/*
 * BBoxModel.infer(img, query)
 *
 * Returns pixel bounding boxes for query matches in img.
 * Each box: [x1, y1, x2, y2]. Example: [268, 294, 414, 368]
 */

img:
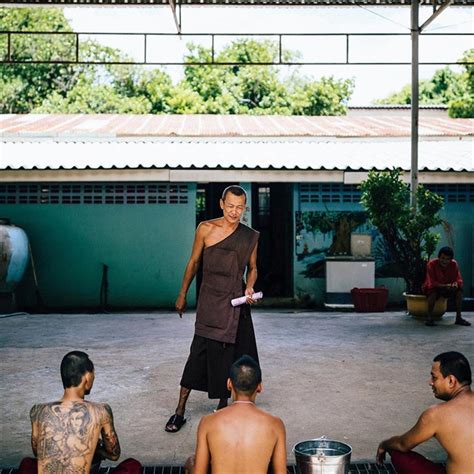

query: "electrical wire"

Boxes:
[425, 20, 473, 32]
[356, 5, 410, 31]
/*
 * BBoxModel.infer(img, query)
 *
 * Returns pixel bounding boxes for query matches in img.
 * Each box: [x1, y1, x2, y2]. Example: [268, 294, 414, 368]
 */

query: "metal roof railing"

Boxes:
[1, 31, 472, 66]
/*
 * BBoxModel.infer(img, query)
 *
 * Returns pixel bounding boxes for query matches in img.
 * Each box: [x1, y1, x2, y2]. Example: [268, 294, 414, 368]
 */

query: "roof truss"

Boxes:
[0, 0, 471, 5]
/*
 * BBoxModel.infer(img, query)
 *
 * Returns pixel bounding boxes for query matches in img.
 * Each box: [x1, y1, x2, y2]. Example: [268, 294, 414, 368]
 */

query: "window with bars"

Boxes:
[300, 183, 361, 204]
[0, 183, 189, 205]
[425, 184, 474, 203]
[299, 183, 473, 205]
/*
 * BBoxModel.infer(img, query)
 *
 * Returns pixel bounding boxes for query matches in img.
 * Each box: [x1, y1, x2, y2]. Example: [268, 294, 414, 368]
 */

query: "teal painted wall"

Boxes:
[1, 184, 196, 309]
[292, 184, 474, 307]
[438, 204, 473, 297]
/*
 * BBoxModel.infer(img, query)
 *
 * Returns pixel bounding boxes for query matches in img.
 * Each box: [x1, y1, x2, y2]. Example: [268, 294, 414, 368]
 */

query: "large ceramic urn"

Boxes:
[0, 218, 29, 293]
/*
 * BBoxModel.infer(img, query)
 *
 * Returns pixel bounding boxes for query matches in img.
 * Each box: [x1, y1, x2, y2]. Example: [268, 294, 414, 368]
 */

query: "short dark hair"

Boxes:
[61, 351, 94, 389]
[222, 185, 247, 203]
[433, 351, 471, 385]
[229, 355, 262, 395]
[438, 246, 454, 259]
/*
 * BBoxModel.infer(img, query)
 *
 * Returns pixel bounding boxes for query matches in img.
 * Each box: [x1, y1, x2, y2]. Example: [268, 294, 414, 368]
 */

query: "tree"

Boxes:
[359, 169, 444, 294]
[182, 40, 293, 114]
[182, 39, 353, 115]
[1, 8, 354, 115]
[0, 8, 76, 112]
[291, 76, 354, 116]
[448, 49, 474, 118]
[375, 48, 473, 118]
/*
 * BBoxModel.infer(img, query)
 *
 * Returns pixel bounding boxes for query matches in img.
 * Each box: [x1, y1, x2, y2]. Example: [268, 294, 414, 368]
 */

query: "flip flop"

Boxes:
[455, 318, 471, 326]
[165, 414, 186, 433]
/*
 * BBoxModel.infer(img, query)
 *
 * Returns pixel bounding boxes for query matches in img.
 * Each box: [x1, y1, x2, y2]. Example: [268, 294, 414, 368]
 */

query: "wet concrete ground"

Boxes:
[1, 309, 472, 469]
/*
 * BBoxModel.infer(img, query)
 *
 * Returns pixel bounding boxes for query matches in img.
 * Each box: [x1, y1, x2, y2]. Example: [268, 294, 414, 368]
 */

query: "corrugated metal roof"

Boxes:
[1, 114, 473, 138]
[1, 138, 472, 172]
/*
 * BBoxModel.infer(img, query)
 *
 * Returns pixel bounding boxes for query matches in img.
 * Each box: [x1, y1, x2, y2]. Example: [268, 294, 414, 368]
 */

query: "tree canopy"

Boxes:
[376, 49, 474, 118]
[1, 7, 354, 115]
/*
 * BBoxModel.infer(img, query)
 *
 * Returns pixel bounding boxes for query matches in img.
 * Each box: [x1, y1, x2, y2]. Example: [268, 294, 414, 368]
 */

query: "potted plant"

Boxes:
[359, 169, 445, 318]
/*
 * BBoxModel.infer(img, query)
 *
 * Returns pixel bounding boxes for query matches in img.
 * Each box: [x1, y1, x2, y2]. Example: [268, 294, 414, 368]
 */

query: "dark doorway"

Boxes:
[195, 182, 293, 299]
[252, 183, 293, 298]
[196, 183, 233, 224]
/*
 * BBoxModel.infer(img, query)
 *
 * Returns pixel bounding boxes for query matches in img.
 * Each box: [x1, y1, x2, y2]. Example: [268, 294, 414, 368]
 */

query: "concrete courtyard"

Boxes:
[1, 308, 472, 469]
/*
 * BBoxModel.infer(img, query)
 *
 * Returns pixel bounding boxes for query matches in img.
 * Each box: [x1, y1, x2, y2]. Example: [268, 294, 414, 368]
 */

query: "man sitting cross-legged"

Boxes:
[185, 355, 287, 474]
[376, 351, 474, 474]
[18, 350, 142, 474]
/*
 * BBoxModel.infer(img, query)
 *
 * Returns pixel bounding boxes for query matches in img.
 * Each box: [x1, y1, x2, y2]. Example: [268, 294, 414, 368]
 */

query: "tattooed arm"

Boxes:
[96, 404, 121, 461]
[29, 404, 42, 457]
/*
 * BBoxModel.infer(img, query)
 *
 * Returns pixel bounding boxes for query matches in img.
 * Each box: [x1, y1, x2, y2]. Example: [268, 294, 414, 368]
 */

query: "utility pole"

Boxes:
[410, 0, 453, 211]
[410, 0, 419, 212]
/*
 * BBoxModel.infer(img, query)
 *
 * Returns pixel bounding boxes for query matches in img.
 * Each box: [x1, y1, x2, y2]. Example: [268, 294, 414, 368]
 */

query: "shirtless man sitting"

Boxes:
[18, 350, 141, 474]
[185, 355, 287, 474]
[376, 351, 474, 474]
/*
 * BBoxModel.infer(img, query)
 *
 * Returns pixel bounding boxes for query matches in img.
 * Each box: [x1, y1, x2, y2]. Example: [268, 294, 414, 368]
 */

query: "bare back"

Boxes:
[198, 404, 286, 474]
[30, 400, 111, 474]
[432, 391, 474, 473]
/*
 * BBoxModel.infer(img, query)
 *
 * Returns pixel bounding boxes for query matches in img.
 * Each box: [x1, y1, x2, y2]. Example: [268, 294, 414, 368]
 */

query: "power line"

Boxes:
[426, 20, 474, 31]
[356, 5, 409, 31]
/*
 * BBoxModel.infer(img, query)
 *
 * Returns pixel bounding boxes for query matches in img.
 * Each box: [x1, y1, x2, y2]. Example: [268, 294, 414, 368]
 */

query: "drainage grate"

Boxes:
[1, 463, 397, 473]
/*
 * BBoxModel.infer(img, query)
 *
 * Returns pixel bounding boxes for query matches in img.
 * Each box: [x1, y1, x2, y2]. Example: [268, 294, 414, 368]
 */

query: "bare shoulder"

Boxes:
[30, 403, 46, 421]
[199, 218, 223, 230]
[197, 412, 214, 432]
[196, 220, 218, 236]
[257, 408, 285, 430]
[420, 403, 443, 424]
[30, 401, 62, 420]
[96, 402, 114, 417]
[82, 401, 114, 423]
[269, 413, 285, 430]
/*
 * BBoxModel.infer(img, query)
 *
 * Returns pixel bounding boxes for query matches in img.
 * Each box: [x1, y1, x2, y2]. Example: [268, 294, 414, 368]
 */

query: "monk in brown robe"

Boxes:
[165, 185, 260, 433]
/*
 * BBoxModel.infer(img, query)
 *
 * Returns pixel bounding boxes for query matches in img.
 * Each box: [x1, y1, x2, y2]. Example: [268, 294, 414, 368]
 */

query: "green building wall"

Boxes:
[2, 181, 472, 310]
[1, 183, 197, 309]
[292, 183, 474, 307]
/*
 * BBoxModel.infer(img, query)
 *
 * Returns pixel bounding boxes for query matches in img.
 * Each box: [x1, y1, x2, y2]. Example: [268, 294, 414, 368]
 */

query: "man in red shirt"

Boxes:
[423, 246, 470, 327]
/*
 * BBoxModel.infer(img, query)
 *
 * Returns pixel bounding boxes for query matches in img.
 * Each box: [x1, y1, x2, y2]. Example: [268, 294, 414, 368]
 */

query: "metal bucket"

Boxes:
[293, 437, 352, 474]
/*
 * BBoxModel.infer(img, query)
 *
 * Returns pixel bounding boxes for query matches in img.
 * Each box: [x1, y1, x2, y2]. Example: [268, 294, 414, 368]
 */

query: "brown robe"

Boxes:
[194, 223, 259, 344]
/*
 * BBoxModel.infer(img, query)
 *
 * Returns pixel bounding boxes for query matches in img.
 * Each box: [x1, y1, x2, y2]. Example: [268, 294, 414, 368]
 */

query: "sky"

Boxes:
[64, 5, 473, 106]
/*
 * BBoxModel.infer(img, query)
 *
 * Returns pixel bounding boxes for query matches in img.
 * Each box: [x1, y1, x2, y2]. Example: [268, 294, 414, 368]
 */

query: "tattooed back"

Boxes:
[30, 400, 110, 474]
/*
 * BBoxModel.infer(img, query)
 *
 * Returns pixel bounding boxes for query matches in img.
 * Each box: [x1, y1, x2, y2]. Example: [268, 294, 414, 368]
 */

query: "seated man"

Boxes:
[18, 350, 142, 474]
[376, 351, 473, 474]
[423, 246, 470, 326]
[185, 355, 287, 474]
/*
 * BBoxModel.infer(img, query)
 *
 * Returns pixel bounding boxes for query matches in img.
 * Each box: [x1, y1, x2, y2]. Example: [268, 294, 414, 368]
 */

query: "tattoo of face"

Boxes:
[32, 401, 101, 472]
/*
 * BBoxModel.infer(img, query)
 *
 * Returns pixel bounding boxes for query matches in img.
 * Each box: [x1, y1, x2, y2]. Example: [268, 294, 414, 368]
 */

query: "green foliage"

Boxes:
[448, 48, 474, 118]
[291, 76, 354, 116]
[359, 169, 444, 294]
[182, 39, 353, 115]
[1, 8, 354, 115]
[375, 48, 474, 118]
[0, 8, 76, 112]
[34, 80, 152, 114]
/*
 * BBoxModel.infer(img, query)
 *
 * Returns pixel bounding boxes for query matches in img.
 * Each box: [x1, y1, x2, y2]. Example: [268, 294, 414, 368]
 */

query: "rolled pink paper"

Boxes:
[231, 291, 263, 307]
